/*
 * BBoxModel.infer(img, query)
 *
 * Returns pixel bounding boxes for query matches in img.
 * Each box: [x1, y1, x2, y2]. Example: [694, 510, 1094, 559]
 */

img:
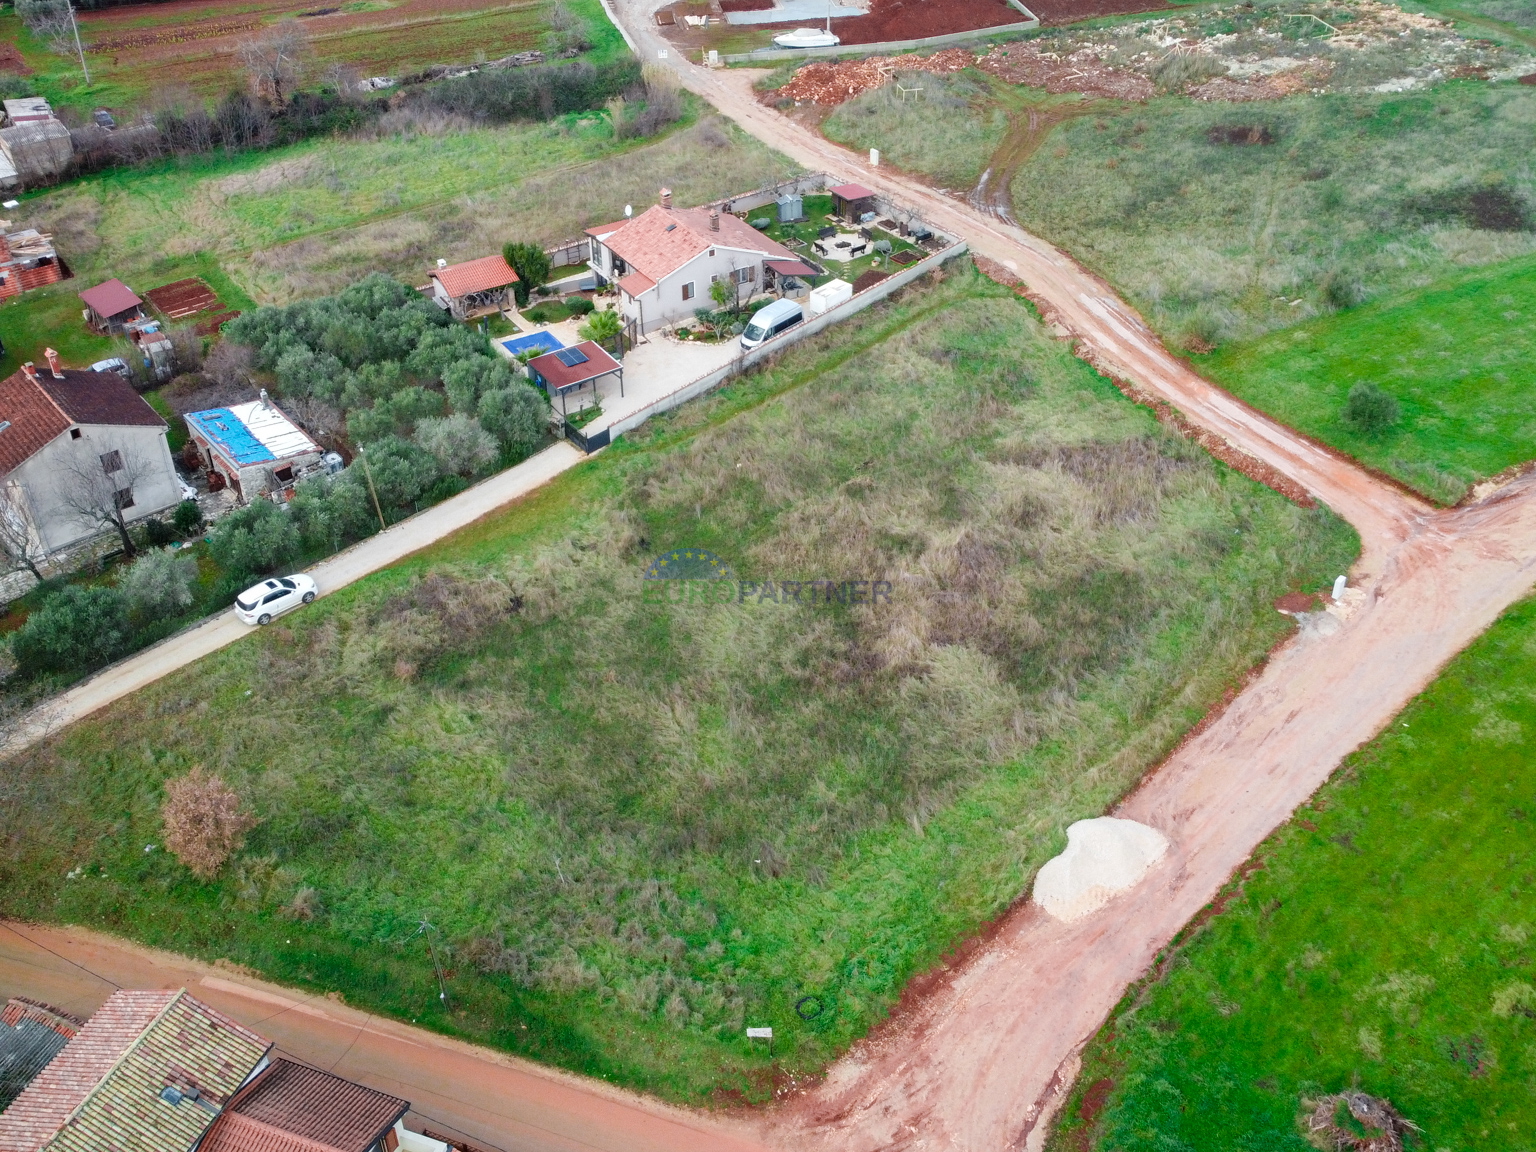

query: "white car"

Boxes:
[771, 27, 840, 47]
[234, 575, 317, 626]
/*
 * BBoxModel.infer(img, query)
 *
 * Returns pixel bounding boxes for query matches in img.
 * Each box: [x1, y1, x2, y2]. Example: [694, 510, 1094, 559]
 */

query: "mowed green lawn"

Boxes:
[1202, 255, 1536, 505]
[0, 265, 1356, 1101]
[1051, 594, 1536, 1152]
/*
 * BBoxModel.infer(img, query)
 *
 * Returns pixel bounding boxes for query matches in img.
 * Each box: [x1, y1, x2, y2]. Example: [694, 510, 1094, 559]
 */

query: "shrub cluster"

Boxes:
[412, 58, 641, 124]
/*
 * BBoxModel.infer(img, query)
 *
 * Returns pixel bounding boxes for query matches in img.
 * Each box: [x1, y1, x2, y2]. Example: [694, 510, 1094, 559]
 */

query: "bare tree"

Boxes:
[57, 443, 158, 558]
[0, 482, 44, 583]
[16, 0, 79, 58]
[238, 20, 311, 104]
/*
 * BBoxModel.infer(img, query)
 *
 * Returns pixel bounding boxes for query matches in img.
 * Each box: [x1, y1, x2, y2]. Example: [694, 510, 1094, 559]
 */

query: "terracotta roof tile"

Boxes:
[0, 990, 270, 1152]
[200, 1060, 407, 1152]
[598, 205, 794, 286]
[830, 182, 875, 200]
[78, 279, 143, 319]
[616, 271, 655, 297]
[0, 365, 166, 474]
[38, 368, 166, 431]
[428, 255, 518, 300]
[0, 369, 70, 473]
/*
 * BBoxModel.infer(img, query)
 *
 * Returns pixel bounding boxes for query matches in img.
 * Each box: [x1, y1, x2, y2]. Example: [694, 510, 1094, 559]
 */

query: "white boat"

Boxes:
[772, 26, 840, 47]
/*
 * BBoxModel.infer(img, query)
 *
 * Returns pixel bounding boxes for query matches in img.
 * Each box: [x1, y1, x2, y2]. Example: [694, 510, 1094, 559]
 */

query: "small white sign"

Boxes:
[746, 1027, 773, 1039]
[658, 49, 669, 59]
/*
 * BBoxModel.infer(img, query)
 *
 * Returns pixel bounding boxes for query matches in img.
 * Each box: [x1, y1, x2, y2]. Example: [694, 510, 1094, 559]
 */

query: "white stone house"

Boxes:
[0, 353, 181, 557]
[585, 189, 800, 334]
[184, 394, 323, 504]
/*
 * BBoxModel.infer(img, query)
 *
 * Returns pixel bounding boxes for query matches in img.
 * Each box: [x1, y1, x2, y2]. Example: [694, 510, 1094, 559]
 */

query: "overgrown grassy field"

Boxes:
[0, 111, 798, 373]
[1011, 82, 1536, 349]
[1200, 254, 1536, 505]
[1, 0, 628, 114]
[823, 71, 1011, 189]
[1050, 593, 1536, 1152]
[0, 264, 1356, 1101]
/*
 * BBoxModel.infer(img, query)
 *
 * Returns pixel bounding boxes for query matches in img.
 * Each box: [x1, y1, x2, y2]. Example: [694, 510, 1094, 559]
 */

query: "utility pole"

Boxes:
[68, 4, 90, 86]
[357, 446, 387, 531]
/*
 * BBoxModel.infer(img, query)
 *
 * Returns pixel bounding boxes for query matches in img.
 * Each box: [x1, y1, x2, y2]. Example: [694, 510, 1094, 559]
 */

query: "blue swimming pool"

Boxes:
[500, 331, 565, 358]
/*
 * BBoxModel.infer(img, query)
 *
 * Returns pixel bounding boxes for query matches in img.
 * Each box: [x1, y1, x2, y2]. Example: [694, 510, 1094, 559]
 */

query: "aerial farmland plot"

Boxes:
[5, 0, 626, 109]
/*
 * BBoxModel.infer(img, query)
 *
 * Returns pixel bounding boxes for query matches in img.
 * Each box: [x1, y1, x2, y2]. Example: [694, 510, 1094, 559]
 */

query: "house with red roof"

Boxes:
[0, 988, 271, 1152]
[585, 188, 799, 334]
[0, 992, 453, 1152]
[0, 351, 182, 560]
[427, 254, 519, 321]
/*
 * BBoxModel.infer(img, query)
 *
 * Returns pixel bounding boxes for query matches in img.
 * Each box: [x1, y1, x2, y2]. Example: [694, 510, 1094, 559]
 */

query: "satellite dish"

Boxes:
[624, 204, 633, 217]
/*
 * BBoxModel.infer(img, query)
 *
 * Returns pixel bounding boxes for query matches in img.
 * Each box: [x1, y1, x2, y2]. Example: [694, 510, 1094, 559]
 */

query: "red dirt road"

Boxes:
[0, 921, 773, 1152]
[619, 13, 1536, 1150]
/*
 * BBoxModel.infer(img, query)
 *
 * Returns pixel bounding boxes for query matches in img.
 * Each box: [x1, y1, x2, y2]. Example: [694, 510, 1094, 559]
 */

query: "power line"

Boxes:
[1, 921, 121, 991]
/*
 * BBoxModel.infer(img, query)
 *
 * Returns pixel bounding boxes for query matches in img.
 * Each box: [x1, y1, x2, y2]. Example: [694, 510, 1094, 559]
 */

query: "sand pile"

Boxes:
[1033, 818, 1169, 921]
[774, 47, 976, 105]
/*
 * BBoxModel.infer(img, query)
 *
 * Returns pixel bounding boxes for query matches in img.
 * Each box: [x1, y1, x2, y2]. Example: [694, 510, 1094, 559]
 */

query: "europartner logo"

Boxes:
[641, 548, 893, 606]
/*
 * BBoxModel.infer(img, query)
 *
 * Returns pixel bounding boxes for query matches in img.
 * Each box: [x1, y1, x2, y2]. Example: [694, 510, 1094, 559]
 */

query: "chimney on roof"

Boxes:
[260, 388, 271, 409]
[21, 361, 37, 385]
[709, 206, 720, 232]
[437, 258, 447, 269]
[44, 347, 62, 379]
[659, 187, 673, 210]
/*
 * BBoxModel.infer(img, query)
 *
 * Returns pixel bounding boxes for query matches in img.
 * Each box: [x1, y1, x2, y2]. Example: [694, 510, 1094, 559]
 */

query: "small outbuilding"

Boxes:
[79, 278, 145, 334]
[2, 97, 54, 125]
[185, 394, 323, 503]
[427, 254, 520, 320]
[0, 118, 72, 186]
[0, 229, 64, 301]
[526, 340, 622, 418]
[829, 182, 877, 222]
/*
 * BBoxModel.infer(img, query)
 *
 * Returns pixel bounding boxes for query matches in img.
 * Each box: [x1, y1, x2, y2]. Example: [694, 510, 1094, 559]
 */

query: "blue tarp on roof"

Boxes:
[500, 331, 565, 358]
[185, 408, 275, 466]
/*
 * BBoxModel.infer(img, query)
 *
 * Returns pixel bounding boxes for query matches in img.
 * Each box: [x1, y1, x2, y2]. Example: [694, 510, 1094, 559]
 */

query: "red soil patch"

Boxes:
[752, 0, 1023, 47]
[1274, 590, 1318, 613]
[1078, 1077, 1113, 1122]
[721, 0, 775, 10]
[0, 43, 33, 75]
[853, 269, 889, 292]
[146, 277, 222, 320]
[1025, 0, 1169, 23]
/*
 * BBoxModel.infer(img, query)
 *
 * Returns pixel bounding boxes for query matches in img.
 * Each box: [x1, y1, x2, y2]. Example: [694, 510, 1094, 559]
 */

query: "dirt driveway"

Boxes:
[612, 11, 1536, 1150]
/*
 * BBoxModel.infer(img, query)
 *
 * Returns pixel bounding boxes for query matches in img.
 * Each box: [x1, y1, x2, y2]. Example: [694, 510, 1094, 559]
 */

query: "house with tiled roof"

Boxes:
[199, 1057, 448, 1152]
[426, 254, 519, 321]
[0, 988, 271, 1152]
[0, 350, 181, 560]
[0, 1001, 82, 1114]
[585, 188, 798, 334]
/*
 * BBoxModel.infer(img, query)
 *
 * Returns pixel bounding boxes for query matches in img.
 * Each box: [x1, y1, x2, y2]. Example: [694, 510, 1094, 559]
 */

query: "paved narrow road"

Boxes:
[0, 443, 586, 756]
[0, 921, 771, 1152]
[603, 14, 1536, 1151]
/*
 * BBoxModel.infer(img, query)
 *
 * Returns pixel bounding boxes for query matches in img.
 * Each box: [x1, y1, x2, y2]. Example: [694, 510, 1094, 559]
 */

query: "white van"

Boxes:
[740, 299, 805, 351]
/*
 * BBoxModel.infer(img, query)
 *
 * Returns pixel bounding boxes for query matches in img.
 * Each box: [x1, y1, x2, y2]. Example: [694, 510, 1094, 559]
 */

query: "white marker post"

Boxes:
[1332, 575, 1347, 601]
[747, 1026, 773, 1058]
[869, 147, 880, 168]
